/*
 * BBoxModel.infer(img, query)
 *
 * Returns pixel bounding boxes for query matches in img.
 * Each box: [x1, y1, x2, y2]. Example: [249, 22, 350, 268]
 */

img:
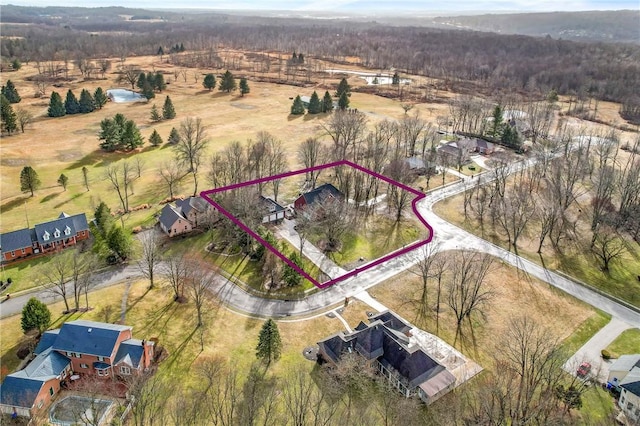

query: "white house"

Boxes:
[608, 354, 640, 422]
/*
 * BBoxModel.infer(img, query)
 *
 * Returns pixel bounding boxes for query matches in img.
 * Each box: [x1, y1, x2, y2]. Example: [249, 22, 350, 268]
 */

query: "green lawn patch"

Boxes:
[560, 310, 612, 357]
[576, 386, 616, 425]
[605, 328, 640, 358]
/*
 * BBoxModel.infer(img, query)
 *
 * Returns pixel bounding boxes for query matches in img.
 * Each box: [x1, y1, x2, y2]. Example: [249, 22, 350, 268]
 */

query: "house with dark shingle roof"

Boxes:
[294, 183, 344, 212]
[0, 319, 154, 419]
[318, 310, 456, 404]
[608, 354, 640, 422]
[260, 195, 285, 224]
[0, 212, 90, 262]
[158, 196, 213, 237]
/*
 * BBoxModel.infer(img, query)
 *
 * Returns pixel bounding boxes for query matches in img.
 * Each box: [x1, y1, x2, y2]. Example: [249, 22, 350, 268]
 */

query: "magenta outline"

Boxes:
[200, 160, 433, 289]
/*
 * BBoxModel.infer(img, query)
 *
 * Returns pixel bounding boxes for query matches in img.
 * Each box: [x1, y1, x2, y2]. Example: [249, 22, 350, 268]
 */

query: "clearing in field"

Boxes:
[201, 160, 433, 288]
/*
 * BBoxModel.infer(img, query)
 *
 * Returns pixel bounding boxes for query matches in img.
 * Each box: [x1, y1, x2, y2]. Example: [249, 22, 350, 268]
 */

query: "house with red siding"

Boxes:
[0, 212, 90, 263]
[0, 320, 154, 419]
[294, 183, 343, 212]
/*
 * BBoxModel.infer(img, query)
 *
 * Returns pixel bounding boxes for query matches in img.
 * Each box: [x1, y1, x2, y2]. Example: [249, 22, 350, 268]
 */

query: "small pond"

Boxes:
[106, 88, 146, 103]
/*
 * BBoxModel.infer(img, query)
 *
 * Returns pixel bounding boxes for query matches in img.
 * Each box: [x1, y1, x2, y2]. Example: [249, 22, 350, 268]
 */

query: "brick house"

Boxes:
[294, 183, 343, 212]
[0, 212, 90, 263]
[159, 196, 213, 237]
[0, 320, 154, 419]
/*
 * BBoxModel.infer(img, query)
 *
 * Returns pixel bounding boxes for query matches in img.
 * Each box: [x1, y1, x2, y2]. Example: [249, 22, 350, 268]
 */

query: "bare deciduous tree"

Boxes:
[158, 160, 183, 199]
[297, 137, 328, 190]
[174, 117, 210, 196]
[137, 231, 162, 289]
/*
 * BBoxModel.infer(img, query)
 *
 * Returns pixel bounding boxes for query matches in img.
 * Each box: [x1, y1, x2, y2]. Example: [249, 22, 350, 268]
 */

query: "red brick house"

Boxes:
[0, 320, 154, 419]
[294, 183, 343, 212]
[0, 212, 90, 263]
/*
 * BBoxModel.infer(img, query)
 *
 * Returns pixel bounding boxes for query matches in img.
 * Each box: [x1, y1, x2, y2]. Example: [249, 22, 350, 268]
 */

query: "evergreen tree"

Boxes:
[142, 83, 155, 100]
[137, 73, 147, 90]
[157, 46, 164, 56]
[282, 251, 303, 287]
[78, 89, 95, 113]
[1, 80, 21, 103]
[392, 71, 400, 85]
[21, 297, 50, 335]
[94, 201, 113, 237]
[298, 53, 304, 63]
[490, 105, 504, 138]
[48, 91, 66, 117]
[239, 78, 250, 97]
[162, 96, 176, 119]
[372, 77, 379, 85]
[121, 119, 145, 150]
[0, 94, 18, 134]
[20, 166, 41, 196]
[179, 42, 185, 52]
[290, 95, 305, 115]
[150, 104, 161, 122]
[57, 173, 69, 191]
[94, 87, 108, 109]
[292, 51, 298, 62]
[203, 73, 216, 91]
[336, 78, 351, 98]
[64, 89, 80, 115]
[149, 129, 163, 146]
[322, 91, 334, 113]
[219, 70, 236, 93]
[338, 91, 350, 110]
[307, 91, 321, 114]
[107, 226, 132, 261]
[154, 72, 166, 92]
[11, 59, 21, 71]
[168, 127, 180, 145]
[255, 318, 282, 365]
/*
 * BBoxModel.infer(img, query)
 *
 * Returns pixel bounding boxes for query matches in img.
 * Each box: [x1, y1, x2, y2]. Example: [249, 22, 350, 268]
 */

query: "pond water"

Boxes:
[106, 88, 146, 103]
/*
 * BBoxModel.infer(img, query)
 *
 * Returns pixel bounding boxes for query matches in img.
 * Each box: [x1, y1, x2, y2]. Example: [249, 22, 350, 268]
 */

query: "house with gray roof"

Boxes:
[0, 212, 90, 263]
[260, 195, 285, 224]
[294, 183, 344, 212]
[318, 310, 456, 404]
[159, 204, 193, 237]
[608, 354, 640, 423]
[0, 319, 154, 419]
[159, 196, 213, 237]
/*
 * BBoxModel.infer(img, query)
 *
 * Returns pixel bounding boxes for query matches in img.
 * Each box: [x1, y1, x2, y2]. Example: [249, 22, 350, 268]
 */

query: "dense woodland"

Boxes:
[1, 6, 639, 107]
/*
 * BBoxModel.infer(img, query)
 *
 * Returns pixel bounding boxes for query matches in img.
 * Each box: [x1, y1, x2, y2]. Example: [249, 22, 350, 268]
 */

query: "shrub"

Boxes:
[7, 277, 12, 284]
[601, 349, 611, 359]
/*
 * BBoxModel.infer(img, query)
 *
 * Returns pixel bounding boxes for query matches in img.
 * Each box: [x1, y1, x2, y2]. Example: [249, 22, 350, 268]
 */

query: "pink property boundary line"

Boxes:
[200, 160, 434, 289]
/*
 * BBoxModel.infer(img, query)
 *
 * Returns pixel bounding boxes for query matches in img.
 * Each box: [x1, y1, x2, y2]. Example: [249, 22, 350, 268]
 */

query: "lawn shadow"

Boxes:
[53, 192, 83, 209]
[125, 287, 153, 316]
[65, 150, 106, 170]
[287, 114, 304, 121]
[40, 192, 61, 203]
[163, 327, 198, 370]
[211, 92, 228, 99]
[1, 195, 32, 213]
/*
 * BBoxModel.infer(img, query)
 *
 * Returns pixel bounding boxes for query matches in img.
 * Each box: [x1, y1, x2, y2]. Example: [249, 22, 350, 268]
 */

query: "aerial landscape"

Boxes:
[0, 1, 639, 425]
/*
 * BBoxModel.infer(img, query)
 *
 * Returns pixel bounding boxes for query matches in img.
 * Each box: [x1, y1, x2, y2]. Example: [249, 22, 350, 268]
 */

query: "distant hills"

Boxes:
[431, 10, 640, 44]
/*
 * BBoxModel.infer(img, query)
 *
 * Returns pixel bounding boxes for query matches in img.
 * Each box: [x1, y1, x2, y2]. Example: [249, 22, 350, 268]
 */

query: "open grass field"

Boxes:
[0, 54, 452, 234]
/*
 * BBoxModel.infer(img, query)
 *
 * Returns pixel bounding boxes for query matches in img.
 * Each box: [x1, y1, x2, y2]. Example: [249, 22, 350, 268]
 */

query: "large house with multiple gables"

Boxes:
[294, 183, 344, 212]
[0, 320, 154, 419]
[158, 196, 213, 237]
[0, 212, 90, 263]
[318, 310, 456, 405]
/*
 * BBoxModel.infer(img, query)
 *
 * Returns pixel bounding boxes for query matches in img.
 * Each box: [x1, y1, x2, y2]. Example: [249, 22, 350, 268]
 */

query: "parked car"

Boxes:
[576, 362, 592, 378]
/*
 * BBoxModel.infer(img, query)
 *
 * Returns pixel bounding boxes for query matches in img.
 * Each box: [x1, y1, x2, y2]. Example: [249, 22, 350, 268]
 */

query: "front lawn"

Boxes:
[605, 328, 640, 358]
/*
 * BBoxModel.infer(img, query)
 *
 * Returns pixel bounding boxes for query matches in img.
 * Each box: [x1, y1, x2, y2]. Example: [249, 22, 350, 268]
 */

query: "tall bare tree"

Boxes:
[105, 162, 135, 213]
[158, 160, 183, 199]
[137, 231, 162, 289]
[174, 117, 210, 196]
[297, 137, 328, 189]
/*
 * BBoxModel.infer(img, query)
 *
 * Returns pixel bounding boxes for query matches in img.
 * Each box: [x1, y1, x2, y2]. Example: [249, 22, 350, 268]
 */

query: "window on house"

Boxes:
[97, 369, 107, 377]
[64, 226, 71, 236]
[67, 351, 72, 357]
[80, 363, 88, 369]
[21, 248, 25, 254]
[54, 229, 60, 238]
[628, 402, 634, 410]
[120, 366, 131, 375]
[11, 251, 15, 257]
[98, 356, 104, 362]
[43, 232, 50, 241]
[74, 353, 81, 358]
[49, 387, 54, 396]
[38, 400, 44, 409]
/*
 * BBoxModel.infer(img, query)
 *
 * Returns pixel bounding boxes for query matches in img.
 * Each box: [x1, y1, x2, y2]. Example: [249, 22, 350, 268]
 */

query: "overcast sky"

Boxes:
[2, 0, 637, 11]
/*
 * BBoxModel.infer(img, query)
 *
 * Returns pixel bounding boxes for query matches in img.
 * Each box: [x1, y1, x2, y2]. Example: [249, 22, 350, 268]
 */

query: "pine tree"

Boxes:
[94, 87, 108, 109]
[219, 70, 236, 93]
[1, 80, 21, 103]
[239, 78, 250, 97]
[282, 251, 303, 287]
[308, 91, 321, 114]
[57, 173, 69, 190]
[179, 42, 185, 52]
[298, 53, 304, 63]
[20, 166, 41, 196]
[0, 94, 18, 134]
[490, 105, 504, 138]
[168, 127, 180, 145]
[137, 73, 147, 90]
[336, 78, 351, 98]
[64, 89, 80, 115]
[107, 226, 132, 261]
[121, 119, 145, 150]
[150, 104, 161, 122]
[162, 96, 176, 119]
[203, 73, 216, 91]
[338, 91, 350, 110]
[142, 83, 155, 100]
[255, 319, 282, 365]
[290, 95, 305, 115]
[78, 89, 96, 113]
[21, 297, 51, 335]
[292, 51, 298, 62]
[11, 59, 21, 71]
[48, 91, 66, 117]
[149, 129, 163, 146]
[154, 73, 166, 92]
[392, 72, 400, 85]
[157, 46, 164, 56]
[322, 91, 334, 113]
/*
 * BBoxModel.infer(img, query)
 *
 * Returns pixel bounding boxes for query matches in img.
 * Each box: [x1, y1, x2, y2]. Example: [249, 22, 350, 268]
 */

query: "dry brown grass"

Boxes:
[368, 258, 594, 370]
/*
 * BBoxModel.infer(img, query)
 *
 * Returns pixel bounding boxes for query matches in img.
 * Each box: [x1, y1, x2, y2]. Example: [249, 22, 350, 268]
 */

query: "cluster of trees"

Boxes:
[291, 90, 334, 116]
[99, 113, 144, 151]
[48, 87, 107, 117]
[1, 80, 21, 103]
[149, 95, 176, 122]
[137, 71, 166, 99]
[91, 201, 132, 264]
[202, 70, 247, 95]
[1, 79, 32, 134]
